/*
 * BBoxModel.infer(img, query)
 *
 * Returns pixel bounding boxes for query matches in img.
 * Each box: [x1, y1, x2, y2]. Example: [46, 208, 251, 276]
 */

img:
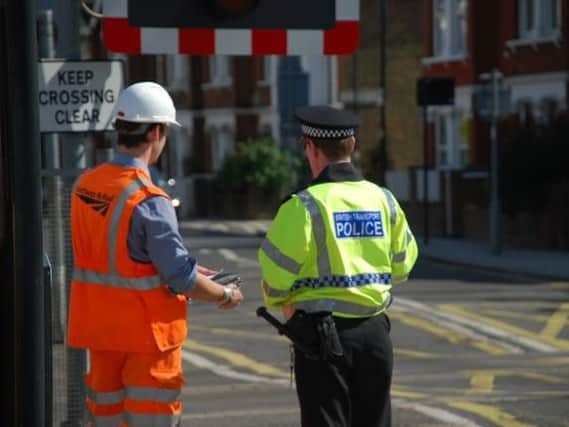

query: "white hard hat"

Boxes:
[113, 81, 181, 127]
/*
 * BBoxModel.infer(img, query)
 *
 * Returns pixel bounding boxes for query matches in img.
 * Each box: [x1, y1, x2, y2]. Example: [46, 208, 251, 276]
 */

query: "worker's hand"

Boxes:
[217, 283, 243, 310]
[197, 264, 220, 277]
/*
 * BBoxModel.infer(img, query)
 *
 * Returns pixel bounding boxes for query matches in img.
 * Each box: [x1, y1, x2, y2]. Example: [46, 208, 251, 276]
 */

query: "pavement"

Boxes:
[179, 220, 569, 281]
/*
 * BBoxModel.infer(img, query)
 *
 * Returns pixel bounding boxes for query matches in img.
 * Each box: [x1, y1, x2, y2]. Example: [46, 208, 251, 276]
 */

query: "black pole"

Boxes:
[352, 53, 358, 113]
[378, 0, 388, 185]
[1, 0, 46, 425]
[423, 106, 429, 245]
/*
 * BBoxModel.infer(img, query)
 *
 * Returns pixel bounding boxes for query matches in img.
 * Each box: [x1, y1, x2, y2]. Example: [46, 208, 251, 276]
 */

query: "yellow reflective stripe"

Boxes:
[297, 190, 331, 277]
[125, 385, 181, 403]
[124, 412, 181, 427]
[73, 268, 162, 291]
[381, 188, 397, 226]
[87, 412, 123, 427]
[295, 296, 391, 317]
[87, 386, 125, 405]
[263, 280, 290, 299]
[260, 238, 302, 275]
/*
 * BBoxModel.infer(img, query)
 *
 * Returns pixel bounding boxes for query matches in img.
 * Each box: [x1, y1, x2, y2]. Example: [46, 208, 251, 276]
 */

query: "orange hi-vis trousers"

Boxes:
[86, 347, 183, 427]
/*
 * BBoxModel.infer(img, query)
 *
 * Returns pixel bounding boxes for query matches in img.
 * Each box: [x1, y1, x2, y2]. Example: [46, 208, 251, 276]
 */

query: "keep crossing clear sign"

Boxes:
[38, 60, 124, 133]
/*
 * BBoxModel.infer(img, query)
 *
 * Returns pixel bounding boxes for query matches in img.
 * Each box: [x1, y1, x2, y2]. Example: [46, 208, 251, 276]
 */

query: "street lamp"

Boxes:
[378, 0, 388, 185]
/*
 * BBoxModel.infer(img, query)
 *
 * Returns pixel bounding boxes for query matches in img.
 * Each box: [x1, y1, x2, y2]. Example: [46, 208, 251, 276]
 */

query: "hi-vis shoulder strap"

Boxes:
[73, 177, 162, 291]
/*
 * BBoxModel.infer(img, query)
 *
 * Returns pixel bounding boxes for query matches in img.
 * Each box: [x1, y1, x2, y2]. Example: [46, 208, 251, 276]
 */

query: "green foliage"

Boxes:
[217, 138, 303, 197]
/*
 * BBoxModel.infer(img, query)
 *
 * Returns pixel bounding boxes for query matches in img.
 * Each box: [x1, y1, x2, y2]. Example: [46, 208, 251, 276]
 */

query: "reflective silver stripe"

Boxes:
[295, 297, 391, 317]
[126, 385, 181, 403]
[406, 228, 414, 245]
[392, 250, 406, 263]
[108, 179, 148, 275]
[393, 274, 409, 283]
[382, 188, 398, 227]
[297, 190, 331, 277]
[87, 386, 125, 405]
[124, 412, 181, 427]
[262, 280, 291, 299]
[73, 268, 162, 290]
[87, 412, 123, 427]
[260, 238, 302, 275]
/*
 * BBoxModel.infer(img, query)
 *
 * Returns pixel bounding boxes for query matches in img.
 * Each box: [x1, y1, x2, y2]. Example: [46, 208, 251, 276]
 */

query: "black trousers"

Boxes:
[294, 313, 393, 427]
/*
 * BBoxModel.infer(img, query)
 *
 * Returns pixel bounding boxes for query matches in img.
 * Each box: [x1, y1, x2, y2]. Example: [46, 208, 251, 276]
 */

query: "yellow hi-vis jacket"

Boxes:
[258, 172, 418, 318]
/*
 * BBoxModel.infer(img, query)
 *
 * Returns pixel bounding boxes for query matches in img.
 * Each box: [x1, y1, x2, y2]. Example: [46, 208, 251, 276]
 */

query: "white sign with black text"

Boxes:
[38, 60, 124, 133]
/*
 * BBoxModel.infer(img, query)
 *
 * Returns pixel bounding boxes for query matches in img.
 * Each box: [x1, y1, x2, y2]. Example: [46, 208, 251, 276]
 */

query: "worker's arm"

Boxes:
[130, 196, 242, 307]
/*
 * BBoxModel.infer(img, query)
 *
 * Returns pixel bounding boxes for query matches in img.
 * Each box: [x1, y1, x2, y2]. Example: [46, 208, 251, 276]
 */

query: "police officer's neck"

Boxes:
[311, 159, 351, 178]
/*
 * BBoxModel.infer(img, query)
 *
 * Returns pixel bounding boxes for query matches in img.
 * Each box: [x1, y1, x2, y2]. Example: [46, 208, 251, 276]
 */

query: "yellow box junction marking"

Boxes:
[184, 339, 289, 379]
[388, 311, 513, 355]
[466, 369, 562, 395]
[540, 302, 569, 339]
[438, 304, 569, 351]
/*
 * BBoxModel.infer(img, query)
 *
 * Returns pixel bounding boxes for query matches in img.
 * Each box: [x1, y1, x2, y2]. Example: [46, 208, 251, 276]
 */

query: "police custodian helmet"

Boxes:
[295, 105, 361, 140]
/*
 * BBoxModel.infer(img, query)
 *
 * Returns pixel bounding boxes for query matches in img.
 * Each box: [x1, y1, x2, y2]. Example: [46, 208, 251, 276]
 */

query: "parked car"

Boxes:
[149, 166, 181, 218]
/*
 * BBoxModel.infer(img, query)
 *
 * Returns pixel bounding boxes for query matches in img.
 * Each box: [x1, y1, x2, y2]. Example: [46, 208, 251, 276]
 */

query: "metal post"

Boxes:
[378, 0, 388, 185]
[489, 69, 502, 255]
[423, 106, 429, 245]
[2, 0, 47, 425]
[39, 9, 66, 344]
[55, 1, 88, 424]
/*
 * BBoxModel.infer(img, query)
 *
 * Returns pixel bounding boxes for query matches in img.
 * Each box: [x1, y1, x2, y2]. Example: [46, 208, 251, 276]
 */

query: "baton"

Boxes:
[256, 306, 288, 335]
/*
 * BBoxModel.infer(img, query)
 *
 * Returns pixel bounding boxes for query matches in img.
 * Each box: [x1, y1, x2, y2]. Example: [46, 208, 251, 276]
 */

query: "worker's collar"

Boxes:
[311, 162, 363, 185]
[111, 152, 150, 176]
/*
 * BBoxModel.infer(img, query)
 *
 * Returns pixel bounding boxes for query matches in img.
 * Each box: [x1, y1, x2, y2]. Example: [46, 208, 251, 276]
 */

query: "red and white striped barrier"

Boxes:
[102, 0, 359, 55]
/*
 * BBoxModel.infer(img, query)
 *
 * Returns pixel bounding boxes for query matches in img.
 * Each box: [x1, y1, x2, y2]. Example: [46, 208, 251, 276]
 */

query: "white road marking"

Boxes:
[218, 248, 258, 267]
[182, 348, 485, 426]
[395, 399, 485, 427]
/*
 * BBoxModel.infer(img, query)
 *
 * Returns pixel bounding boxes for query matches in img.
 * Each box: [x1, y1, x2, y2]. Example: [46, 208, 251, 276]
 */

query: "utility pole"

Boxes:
[481, 69, 503, 255]
[378, 0, 388, 185]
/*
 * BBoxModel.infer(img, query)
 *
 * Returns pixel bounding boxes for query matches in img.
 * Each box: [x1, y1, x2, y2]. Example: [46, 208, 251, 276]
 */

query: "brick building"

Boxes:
[418, 0, 568, 249]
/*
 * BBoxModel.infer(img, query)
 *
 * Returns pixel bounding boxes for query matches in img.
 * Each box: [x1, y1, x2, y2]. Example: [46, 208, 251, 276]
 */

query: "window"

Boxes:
[167, 56, 189, 91]
[209, 56, 231, 85]
[517, 100, 533, 128]
[540, 98, 558, 127]
[518, 0, 561, 40]
[433, 0, 467, 57]
[434, 110, 468, 169]
[211, 128, 234, 172]
[263, 56, 273, 83]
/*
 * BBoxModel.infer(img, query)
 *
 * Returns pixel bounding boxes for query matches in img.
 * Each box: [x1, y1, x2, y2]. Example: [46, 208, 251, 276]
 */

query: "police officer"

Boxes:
[67, 81, 243, 426]
[258, 105, 418, 427]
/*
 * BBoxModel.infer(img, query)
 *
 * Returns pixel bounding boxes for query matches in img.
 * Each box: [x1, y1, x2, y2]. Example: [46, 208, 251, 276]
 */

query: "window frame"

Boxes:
[432, 0, 468, 59]
[518, 0, 561, 41]
[434, 109, 469, 170]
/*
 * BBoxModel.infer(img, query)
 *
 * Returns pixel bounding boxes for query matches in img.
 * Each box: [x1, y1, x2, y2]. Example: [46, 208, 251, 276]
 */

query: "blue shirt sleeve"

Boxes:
[128, 195, 197, 294]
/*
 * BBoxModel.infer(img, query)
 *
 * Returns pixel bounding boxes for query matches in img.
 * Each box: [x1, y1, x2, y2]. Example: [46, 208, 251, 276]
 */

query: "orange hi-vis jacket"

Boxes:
[67, 163, 187, 353]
